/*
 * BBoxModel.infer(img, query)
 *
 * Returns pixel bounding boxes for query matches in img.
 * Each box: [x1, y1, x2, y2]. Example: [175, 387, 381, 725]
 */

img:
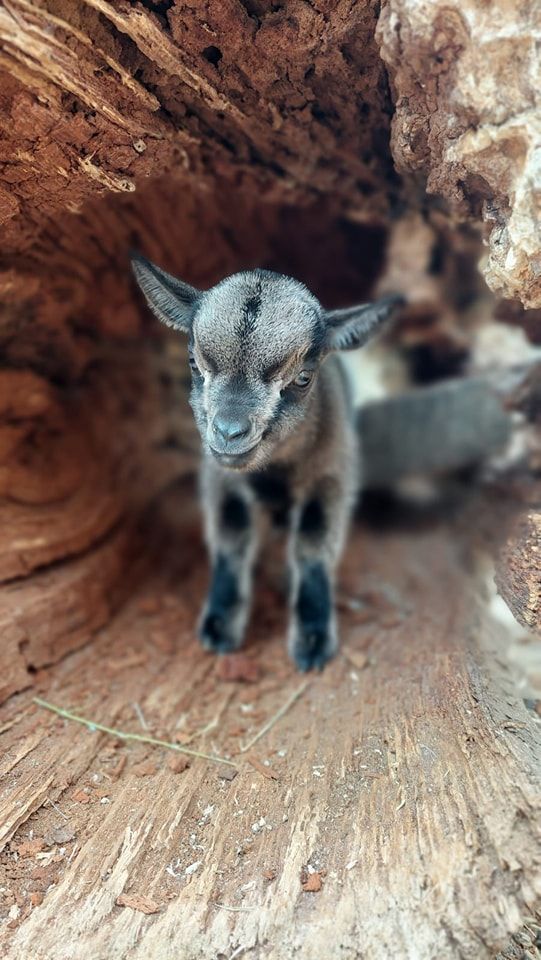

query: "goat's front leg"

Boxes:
[199, 469, 258, 654]
[287, 479, 352, 671]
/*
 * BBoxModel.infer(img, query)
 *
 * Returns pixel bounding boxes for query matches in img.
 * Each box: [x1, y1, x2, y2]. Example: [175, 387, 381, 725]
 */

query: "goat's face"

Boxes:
[188, 273, 326, 470]
[131, 257, 403, 472]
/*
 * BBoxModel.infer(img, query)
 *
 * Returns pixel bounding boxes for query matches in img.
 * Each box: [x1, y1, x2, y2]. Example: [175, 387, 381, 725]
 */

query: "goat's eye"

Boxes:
[188, 353, 200, 374]
[293, 370, 312, 389]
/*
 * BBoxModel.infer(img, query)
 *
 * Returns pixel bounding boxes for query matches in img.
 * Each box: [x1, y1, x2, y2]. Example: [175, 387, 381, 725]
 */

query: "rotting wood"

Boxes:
[0, 506, 539, 960]
[0, 0, 392, 251]
[496, 494, 541, 632]
[0, 775, 55, 852]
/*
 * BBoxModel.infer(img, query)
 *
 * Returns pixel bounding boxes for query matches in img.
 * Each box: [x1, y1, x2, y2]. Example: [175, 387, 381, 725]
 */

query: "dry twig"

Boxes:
[33, 697, 237, 767]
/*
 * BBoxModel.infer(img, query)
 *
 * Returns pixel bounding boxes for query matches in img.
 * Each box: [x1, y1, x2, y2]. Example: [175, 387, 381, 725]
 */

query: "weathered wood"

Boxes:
[0, 340, 198, 702]
[496, 488, 541, 632]
[494, 370, 541, 632]
[0, 0, 392, 255]
[0, 498, 539, 959]
[0, 523, 137, 705]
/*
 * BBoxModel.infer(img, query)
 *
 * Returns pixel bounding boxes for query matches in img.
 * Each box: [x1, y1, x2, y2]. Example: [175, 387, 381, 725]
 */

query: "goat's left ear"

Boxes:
[325, 294, 404, 352]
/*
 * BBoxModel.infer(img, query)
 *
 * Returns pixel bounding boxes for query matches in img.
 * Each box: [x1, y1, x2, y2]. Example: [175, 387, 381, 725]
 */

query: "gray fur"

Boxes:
[359, 376, 512, 488]
[132, 255, 402, 670]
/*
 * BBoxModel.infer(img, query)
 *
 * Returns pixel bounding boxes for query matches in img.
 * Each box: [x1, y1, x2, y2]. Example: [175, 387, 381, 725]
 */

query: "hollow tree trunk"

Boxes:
[0, 1, 539, 663]
[0, 2, 539, 956]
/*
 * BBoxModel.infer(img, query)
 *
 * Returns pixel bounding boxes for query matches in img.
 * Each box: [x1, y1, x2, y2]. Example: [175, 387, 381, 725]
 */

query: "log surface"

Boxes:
[0, 496, 539, 959]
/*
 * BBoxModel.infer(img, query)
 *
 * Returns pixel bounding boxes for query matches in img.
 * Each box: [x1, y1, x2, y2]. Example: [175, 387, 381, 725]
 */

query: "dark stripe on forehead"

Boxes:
[238, 280, 262, 340]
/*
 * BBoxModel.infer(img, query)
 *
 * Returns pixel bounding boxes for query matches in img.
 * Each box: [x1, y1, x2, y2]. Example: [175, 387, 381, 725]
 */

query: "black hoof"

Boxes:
[292, 629, 336, 672]
[199, 613, 237, 653]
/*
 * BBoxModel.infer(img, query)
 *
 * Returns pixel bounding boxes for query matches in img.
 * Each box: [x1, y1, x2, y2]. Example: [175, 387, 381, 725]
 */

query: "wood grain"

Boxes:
[0, 510, 539, 959]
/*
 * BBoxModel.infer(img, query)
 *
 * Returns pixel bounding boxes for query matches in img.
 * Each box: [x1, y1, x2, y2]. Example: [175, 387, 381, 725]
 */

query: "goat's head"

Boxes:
[132, 256, 402, 471]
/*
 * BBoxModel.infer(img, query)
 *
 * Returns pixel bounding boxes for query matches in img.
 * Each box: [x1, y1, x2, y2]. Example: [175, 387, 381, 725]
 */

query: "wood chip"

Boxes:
[167, 754, 190, 774]
[29, 892, 43, 907]
[217, 654, 260, 684]
[116, 893, 161, 915]
[301, 871, 323, 892]
[132, 760, 157, 777]
[262, 869, 276, 881]
[216, 765, 238, 781]
[14, 838, 45, 857]
[71, 788, 91, 804]
[172, 730, 194, 745]
[110, 755, 127, 780]
[247, 755, 280, 780]
[343, 648, 369, 671]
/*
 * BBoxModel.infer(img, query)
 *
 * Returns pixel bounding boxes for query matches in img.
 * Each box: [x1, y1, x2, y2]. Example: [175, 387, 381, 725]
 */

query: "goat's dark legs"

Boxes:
[287, 480, 351, 670]
[199, 469, 258, 653]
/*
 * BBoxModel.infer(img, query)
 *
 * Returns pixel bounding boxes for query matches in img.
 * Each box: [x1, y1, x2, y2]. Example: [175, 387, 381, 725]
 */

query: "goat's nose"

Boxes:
[212, 415, 251, 443]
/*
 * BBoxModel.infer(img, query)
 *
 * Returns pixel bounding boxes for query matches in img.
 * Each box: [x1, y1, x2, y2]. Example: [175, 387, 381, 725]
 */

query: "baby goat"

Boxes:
[132, 257, 402, 670]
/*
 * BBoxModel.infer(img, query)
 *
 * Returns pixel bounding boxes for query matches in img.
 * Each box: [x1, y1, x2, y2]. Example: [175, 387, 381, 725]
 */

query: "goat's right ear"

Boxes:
[130, 253, 200, 332]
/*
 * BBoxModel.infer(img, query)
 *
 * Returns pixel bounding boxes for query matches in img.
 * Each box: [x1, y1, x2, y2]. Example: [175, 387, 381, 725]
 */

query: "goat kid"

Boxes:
[132, 256, 402, 671]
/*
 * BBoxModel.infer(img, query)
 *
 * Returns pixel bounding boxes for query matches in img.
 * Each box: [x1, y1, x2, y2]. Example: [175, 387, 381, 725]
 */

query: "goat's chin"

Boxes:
[204, 437, 274, 473]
